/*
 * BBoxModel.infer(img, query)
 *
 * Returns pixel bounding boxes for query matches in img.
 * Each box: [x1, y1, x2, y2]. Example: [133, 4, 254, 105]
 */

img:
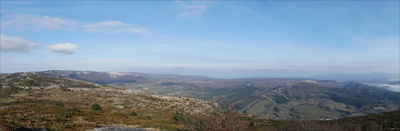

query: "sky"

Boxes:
[1, 1, 399, 78]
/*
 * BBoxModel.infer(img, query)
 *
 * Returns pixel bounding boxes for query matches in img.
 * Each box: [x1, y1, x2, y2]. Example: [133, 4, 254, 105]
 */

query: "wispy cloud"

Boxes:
[1, 13, 78, 31]
[47, 43, 77, 55]
[352, 35, 399, 51]
[81, 20, 125, 33]
[1, 13, 151, 34]
[80, 21, 150, 34]
[113, 27, 152, 34]
[175, 1, 207, 17]
[0, 34, 40, 53]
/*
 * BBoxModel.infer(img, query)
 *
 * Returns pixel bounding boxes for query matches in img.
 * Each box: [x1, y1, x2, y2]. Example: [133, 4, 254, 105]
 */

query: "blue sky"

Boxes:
[1, 1, 399, 78]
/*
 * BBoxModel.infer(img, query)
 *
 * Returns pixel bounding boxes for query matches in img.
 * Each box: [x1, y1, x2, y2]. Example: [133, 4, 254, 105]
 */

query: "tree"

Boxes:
[91, 103, 101, 110]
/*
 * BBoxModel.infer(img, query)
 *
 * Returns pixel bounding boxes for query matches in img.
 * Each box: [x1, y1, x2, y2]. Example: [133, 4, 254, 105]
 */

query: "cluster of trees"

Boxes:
[273, 95, 289, 104]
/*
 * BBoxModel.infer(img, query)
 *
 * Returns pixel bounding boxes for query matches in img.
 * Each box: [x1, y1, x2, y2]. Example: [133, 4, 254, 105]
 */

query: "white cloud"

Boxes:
[176, 1, 207, 17]
[1, 13, 150, 34]
[0, 34, 40, 53]
[47, 43, 78, 55]
[1, 13, 78, 31]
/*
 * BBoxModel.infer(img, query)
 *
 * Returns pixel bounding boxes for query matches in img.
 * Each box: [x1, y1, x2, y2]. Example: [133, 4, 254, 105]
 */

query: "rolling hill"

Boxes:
[1, 71, 399, 131]
[30, 70, 400, 120]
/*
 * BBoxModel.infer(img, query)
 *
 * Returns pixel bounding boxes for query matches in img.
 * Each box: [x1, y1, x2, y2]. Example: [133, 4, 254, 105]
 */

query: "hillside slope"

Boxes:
[0, 72, 220, 130]
[239, 80, 399, 120]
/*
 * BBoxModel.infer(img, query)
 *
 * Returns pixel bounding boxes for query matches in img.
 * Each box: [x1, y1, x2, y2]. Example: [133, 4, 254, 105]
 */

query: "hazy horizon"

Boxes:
[1, 1, 399, 78]
[1, 69, 399, 80]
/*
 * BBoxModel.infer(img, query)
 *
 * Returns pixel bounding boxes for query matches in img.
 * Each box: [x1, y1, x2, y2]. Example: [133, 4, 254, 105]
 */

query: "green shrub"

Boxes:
[92, 103, 101, 110]
[173, 111, 185, 124]
[60, 107, 81, 118]
[146, 116, 152, 120]
[130, 111, 138, 116]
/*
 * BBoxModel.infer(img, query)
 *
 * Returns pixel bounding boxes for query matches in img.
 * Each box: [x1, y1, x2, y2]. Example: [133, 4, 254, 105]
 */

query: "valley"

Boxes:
[33, 70, 400, 120]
